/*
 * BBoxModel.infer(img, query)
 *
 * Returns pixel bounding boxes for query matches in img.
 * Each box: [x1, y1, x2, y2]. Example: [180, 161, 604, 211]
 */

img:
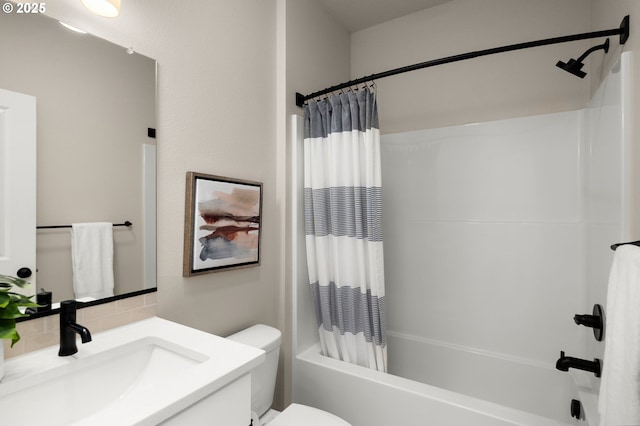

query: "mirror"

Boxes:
[0, 12, 157, 311]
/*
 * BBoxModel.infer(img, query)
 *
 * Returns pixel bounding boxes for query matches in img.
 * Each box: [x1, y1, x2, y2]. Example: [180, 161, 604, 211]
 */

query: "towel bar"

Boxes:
[37, 221, 132, 230]
[610, 240, 640, 250]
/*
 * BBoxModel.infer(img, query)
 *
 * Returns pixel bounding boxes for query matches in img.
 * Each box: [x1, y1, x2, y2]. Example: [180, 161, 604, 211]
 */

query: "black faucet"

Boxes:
[58, 300, 92, 356]
[556, 351, 601, 377]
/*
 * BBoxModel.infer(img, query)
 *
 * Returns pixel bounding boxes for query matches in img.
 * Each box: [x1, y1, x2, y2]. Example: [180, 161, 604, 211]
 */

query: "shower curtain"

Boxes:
[303, 87, 387, 372]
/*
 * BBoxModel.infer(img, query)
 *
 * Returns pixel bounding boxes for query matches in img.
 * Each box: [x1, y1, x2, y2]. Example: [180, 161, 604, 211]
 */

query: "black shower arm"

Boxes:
[575, 40, 610, 63]
[295, 15, 630, 107]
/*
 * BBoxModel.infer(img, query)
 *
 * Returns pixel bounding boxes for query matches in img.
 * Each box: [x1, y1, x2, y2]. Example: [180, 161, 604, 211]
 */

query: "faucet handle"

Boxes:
[573, 304, 604, 341]
[60, 299, 77, 312]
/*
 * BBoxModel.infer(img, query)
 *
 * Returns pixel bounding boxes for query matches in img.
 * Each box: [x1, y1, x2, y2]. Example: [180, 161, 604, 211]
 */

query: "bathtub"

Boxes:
[293, 338, 599, 426]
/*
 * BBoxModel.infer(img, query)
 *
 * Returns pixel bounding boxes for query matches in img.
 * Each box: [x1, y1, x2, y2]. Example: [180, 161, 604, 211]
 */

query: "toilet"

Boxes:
[227, 324, 351, 426]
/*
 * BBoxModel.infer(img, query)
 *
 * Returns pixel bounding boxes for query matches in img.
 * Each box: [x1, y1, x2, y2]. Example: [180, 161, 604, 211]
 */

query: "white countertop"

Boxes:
[1, 317, 265, 425]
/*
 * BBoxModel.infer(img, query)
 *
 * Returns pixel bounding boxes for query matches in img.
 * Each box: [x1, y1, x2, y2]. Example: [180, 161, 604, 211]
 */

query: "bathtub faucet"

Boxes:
[555, 351, 601, 377]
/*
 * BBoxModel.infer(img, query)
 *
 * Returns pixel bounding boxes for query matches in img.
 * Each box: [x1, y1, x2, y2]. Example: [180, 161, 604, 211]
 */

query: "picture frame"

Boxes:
[183, 172, 262, 276]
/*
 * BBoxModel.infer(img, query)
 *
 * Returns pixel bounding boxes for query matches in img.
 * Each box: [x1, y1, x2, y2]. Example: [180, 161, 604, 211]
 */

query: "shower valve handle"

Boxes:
[573, 304, 604, 341]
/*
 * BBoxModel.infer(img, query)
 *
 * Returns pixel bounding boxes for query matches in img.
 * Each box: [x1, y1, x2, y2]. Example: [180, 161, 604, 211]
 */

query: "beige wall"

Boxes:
[351, 0, 592, 134]
[43, 0, 281, 399]
[278, 0, 351, 406]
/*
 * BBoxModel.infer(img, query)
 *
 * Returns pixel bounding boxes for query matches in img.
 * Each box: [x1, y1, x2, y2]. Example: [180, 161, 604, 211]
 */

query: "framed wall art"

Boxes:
[183, 172, 262, 276]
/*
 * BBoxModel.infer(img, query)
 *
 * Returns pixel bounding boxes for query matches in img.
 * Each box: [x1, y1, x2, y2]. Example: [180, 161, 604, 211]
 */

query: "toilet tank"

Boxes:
[227, 324, 282, 418]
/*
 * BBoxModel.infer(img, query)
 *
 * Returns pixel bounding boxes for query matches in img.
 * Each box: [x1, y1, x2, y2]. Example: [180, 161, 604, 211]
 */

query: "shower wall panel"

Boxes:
[582, 54, 628, 391]
[381, 110, 586, 365]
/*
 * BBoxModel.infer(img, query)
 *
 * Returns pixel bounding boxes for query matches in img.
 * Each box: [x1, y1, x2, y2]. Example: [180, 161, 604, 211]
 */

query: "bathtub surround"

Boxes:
[291, 51, 629, 425]
[381, 111, 586, 365]
[378, 55, 626, 419]
[386, 332, 582, 422]
[303, 87, 387, 372]
[295, 111, 591, 425]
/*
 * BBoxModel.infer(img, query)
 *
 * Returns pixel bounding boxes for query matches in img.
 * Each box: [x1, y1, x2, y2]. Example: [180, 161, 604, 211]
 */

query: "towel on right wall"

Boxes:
[598, 244, 640, 426]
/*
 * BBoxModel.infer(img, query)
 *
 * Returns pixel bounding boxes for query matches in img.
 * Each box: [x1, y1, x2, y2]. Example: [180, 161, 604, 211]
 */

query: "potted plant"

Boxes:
[0, 274, 38, 347]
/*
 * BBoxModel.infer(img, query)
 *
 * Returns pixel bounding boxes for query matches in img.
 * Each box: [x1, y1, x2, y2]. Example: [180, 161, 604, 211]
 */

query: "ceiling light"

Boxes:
[81, 0, 120, 18]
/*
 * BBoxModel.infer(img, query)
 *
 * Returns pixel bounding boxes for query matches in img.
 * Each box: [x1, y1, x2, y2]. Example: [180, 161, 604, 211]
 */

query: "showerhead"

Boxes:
[556, 58, 587, 78]
[556, 38, 610, 79]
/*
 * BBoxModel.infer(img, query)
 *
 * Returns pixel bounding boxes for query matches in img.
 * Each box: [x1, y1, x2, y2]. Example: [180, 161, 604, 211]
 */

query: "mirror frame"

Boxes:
[0, 13, 158, 320]
[18, 287, 157, 322]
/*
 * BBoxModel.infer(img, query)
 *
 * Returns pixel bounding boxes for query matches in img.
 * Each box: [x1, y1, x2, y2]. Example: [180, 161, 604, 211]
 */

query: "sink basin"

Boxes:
[0, 317, 264, 425]
[1, 337, 205, 425]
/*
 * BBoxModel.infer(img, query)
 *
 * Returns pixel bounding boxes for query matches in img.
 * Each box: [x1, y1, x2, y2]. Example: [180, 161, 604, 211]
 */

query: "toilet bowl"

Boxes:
[268, 403, 351, 426]
[227, 324, 351, 426]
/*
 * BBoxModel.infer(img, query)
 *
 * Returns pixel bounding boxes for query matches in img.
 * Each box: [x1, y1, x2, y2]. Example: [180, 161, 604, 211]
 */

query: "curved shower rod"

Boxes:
[295, 15, 630, 107]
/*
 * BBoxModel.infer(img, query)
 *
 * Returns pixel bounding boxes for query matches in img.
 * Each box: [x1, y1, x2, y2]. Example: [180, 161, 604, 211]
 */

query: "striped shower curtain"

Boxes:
[303, 87, 387, 372]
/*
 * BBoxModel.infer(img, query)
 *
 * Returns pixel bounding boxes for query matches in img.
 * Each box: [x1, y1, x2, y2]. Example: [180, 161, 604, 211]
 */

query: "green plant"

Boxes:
[0, 274, 38, 347]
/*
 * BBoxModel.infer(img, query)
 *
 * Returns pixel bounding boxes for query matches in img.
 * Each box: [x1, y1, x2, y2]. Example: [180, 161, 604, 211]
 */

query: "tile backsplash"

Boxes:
[3, 292, 157, 359]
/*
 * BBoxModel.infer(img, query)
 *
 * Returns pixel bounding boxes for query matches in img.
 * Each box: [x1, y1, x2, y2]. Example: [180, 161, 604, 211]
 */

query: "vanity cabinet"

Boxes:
[160, 374, 251, 426]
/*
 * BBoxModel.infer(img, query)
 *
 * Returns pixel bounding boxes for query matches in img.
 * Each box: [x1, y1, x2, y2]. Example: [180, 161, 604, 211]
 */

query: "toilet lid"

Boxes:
[268, 404, 351, 426]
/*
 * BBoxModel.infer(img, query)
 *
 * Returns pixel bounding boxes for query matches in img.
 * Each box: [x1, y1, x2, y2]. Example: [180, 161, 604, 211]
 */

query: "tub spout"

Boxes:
[555, 351, 601, 377]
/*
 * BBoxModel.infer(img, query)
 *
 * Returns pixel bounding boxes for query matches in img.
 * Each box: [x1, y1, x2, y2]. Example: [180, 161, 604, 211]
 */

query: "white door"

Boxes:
[0, 88, 36, 296]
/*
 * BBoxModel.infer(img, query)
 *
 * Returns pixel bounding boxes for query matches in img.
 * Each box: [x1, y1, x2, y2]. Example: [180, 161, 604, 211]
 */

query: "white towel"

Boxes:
[598, 244, 640, 426]
[71, 222, 115, 299]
